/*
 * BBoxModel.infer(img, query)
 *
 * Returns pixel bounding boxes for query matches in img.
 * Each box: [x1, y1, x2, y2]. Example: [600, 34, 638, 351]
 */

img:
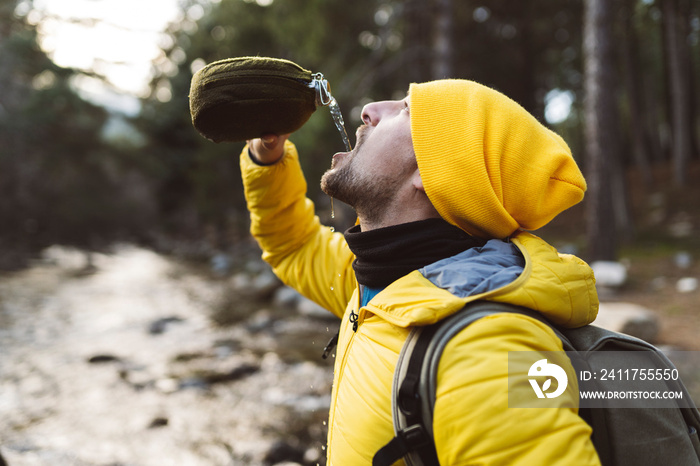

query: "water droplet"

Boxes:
[329, 227, 335, 233]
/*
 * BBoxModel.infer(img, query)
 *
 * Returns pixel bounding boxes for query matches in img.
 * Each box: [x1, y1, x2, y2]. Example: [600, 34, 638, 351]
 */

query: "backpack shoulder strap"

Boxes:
[373, 317, 441, 466]
[374, 300, 550, 466]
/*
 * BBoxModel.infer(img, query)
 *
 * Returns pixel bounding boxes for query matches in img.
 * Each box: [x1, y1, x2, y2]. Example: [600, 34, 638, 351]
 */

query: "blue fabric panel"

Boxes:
[361, 286, 383, 307]
[419, 240, 525, 298]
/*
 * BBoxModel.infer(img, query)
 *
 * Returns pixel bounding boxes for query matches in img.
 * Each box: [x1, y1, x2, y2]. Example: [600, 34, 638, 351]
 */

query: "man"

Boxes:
[242, 79, 600, 465]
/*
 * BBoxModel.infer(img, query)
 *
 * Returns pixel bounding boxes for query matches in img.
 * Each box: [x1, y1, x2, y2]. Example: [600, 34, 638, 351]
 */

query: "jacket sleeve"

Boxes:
[432, 313, 601, 465]
[240, 140, 356, 319]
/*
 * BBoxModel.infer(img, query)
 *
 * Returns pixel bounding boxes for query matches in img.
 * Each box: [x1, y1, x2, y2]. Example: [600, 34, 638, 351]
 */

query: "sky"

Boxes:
[22, 0, 191, 115]
[544, 89, 574, 125]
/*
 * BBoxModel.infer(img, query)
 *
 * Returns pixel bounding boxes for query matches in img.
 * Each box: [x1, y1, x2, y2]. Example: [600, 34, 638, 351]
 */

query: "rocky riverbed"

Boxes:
[2, 243, 700, 466]
[0, 245, 337, 466]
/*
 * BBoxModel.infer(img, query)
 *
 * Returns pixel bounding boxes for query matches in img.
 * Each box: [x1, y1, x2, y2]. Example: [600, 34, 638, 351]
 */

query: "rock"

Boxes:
[303, 446, 323, 465]
[591, 261, 627, 288]
[87, 354, 121, 364]
[252, 269, 282, 296]
[261, 352, 285, 371]
[40, 245, 91, 269]
[120, 366, 155, 390]
[212, 338, 240, 355]
[274, 286, 301, 308]
[154, 378, 179, 394]
[263, 440, 305, 465]
[650, 276, 667, 291]
[210, 253, 232, 276]
[201, 363, 259, 385]
[172, 351, 210, 362]
[230, 272, 252, 290]
[676, 277, 698, 293]
[231, 269, 282, 300]
[668, 212, 693, 238]
[177, 378, 210, 390]
[674, 251, 693, 269]
[594, 302, 660, 343]
[245, 257, 267, 274]
[296, 296, 330, 319]
[246, 311, 274, 333]
[176, 363, 260, 389]
[147, 417, 169, 429]
[148, 316, 184, 335]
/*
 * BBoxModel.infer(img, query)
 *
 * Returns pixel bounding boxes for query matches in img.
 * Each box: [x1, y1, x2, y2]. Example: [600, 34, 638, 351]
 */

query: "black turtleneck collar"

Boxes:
[343, 218, 487, 288]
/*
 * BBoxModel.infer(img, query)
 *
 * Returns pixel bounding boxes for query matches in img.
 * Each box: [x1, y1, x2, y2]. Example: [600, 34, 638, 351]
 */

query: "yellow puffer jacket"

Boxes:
[241, 141, 601, 465]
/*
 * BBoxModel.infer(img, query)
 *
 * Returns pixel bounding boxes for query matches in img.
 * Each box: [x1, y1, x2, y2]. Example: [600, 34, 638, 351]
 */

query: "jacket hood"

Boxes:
[363, 231, 598, 329]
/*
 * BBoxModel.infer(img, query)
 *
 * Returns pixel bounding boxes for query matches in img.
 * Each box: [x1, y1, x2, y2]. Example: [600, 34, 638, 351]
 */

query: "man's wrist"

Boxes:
[248, 147, 282, 166]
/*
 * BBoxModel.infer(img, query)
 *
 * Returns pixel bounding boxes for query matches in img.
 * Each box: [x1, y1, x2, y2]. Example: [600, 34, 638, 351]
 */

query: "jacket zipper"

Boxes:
[321, 299, 359, 358]
[326, 290, 362, 460]
[200, 70, 312, 88]
[200, 69, 333, 111]
[349, 310, 360, 332]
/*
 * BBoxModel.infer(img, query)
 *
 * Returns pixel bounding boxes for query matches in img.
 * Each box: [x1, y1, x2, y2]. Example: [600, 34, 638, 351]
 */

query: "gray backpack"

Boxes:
[373, 301, 700, 466]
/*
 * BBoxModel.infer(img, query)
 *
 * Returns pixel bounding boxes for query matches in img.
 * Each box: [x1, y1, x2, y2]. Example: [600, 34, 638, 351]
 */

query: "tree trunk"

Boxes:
[679, 0, 698, 160]
[584, 0, 618, 261]
[404, 0, 433, 84]
[621, 0, 653, 185]
[642, 73, 665, 163]
[432, 0, 454, 79]
[661, 0, 692, 185]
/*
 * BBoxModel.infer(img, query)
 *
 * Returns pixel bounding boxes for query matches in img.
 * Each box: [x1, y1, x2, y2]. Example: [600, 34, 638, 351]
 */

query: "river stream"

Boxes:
[0, 245, 336, 466]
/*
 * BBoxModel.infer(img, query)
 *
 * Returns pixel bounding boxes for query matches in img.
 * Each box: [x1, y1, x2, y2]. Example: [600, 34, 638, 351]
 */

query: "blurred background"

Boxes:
[1, 0, 699, 465]
[1, 0, 698, 266]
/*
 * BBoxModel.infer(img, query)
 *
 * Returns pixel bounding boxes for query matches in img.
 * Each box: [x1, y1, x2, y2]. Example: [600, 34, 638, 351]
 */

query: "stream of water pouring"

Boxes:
[329, 97, 352, 152]
[328, 97, 351, 222]
[311, 73, 352, 223]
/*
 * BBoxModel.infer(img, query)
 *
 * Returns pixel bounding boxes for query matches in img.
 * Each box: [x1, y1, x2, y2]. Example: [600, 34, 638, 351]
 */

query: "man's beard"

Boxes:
[320, 152, 406, 226]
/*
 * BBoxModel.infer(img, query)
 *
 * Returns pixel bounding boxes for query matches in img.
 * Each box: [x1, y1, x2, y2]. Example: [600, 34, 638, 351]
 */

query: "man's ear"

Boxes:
[411, 168, 425, 192]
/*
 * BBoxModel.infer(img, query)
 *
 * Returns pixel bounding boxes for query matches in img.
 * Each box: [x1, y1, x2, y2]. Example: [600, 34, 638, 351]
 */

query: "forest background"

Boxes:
[1, 0, 699, 270]
[3, 2, 700, 464]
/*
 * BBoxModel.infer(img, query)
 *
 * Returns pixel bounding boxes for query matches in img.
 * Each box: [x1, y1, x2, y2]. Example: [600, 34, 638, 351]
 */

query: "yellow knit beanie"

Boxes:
[410, 79, 586, 239]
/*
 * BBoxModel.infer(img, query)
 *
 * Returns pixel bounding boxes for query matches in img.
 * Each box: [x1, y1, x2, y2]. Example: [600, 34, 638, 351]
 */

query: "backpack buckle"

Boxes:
[398, 424, 431, 449]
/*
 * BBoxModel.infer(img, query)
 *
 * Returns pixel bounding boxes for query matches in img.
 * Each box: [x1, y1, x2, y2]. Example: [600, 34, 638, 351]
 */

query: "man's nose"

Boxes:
[361, 100, 397, 126]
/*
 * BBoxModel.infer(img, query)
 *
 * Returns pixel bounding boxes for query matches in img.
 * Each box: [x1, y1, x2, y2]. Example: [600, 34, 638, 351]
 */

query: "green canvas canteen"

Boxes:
[189, 56, 326, 143]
